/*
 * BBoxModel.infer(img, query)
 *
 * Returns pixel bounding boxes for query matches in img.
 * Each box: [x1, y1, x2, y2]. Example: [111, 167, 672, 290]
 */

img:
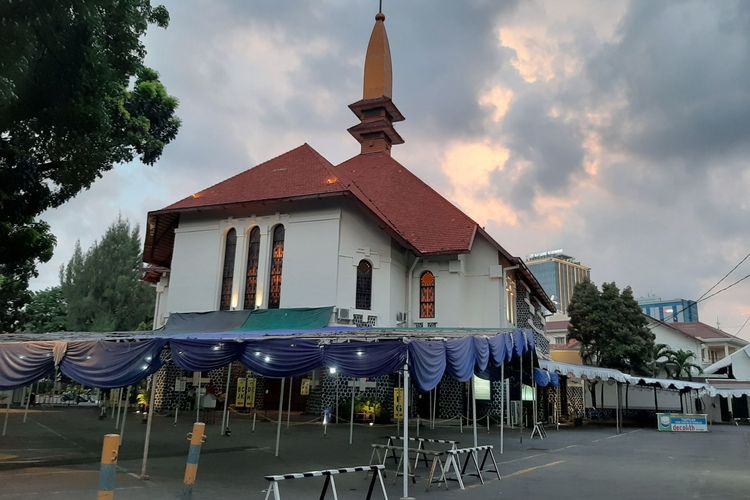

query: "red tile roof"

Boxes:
[163, 144, 348, 210]
[144, 144, 555, 311]
[551, 338, 580, 351]
[668, 322, 747, 342]
[337, 152, 476, 255]
[545, 320, 571, 331]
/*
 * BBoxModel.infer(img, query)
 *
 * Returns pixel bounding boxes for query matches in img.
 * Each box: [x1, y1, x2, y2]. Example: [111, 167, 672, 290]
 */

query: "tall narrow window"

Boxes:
[219, 229, 237, 310]
[355, 260, 372, 310]
[243, 227, 261, 310]
[419, 271, 435, 318]
[268, 225, 285, 309]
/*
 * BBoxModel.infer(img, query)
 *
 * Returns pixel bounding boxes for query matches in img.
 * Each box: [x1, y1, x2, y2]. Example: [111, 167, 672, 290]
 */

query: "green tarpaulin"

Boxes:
[239, 306, 334, 330]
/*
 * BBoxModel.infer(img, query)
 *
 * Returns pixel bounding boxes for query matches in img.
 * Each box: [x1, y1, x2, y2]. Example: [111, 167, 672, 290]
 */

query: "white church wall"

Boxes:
[389, 244, 408, 327]
[651, 322, 705, 366]
[280, 208, 341, 308]
[167, 217, 222, 312]
[461, 236, 502, 328]
[337, 205, 395, 326]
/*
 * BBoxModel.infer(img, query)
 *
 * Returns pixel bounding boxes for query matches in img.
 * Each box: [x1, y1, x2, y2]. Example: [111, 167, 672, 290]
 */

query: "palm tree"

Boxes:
[651, 343, 675, 377]
[667, 350, 703, 380]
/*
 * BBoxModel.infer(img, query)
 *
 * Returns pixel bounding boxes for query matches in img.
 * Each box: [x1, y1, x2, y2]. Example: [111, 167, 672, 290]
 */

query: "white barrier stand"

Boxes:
[263, 464, 387, 500]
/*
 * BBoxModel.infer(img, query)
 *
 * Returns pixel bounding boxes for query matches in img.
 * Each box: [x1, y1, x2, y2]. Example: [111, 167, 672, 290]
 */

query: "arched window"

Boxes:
[268, 225, 285, 309]
[219, 229, 237, 310]
[419, 271, 435, 318]
[355, 260, 372, 310]
[243, 227, 261, 310]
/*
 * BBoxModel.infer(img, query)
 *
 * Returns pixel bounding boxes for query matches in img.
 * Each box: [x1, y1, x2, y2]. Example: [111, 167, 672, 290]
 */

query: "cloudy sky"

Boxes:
[32, 0, 750, 339]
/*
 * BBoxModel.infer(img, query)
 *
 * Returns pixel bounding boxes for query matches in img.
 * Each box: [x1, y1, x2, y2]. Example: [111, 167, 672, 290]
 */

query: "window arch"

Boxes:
[355, 260, 372, 310]
[268, 225, 285, 309]
[243, 226, 261, 310]
[419, 271, 435, 318]
[219, 229, 237, 310]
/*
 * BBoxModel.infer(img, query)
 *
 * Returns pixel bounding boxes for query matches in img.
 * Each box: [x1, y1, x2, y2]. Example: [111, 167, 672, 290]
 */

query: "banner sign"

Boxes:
[393, 388, 404, 419]
[300, 378, 311, 396]
[235, 377, 247, 407]
[657, 413, 708, 432]
[245, 378, 257, 409]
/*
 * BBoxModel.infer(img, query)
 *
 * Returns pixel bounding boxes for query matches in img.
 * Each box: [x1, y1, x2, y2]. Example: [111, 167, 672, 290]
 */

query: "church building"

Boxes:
[142, 11, 554, 415]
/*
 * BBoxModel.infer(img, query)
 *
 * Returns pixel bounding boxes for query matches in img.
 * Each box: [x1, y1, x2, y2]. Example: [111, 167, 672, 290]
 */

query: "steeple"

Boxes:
[348, 10, 405, 155]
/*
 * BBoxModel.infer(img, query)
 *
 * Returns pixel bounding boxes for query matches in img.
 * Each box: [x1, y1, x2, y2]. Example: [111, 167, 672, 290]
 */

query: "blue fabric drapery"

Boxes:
[0, 342, 55, 390]
[170, 340, 245, 372]
[60, 340, 167, 389]
[408, 341, 447, 392]
[324, 342, 406, 377]
[239, 339, 323, 378]
[533, 368, 560, 388]
[445, 337, 476, 382]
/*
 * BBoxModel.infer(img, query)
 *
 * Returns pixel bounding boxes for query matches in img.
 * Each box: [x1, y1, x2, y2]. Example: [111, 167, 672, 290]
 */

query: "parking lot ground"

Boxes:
[0, 407, 748, 499]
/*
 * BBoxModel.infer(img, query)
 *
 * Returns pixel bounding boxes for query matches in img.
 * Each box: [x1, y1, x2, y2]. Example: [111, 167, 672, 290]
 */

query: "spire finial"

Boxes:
[363, 6, 391, 98]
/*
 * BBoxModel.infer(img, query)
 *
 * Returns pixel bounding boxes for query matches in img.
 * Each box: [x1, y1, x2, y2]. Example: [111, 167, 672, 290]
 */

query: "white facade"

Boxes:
[154, 200, 521, 331]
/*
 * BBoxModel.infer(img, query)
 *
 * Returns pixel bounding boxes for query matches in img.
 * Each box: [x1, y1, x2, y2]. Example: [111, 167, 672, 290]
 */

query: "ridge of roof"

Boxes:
[669, 322, 748, 343]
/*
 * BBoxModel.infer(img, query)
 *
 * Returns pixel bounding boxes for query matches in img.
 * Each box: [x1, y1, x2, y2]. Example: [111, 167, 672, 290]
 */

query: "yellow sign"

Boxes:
[393, 388, 404, 419]
[245, 378, 257, 409]
[235, 377, 247, 407]
[300, 378, 311, 396]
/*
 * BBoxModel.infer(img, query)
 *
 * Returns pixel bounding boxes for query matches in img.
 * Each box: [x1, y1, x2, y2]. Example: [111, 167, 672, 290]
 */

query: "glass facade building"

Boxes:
[637, 297, 699, 323]
[526, 251, 591, 316]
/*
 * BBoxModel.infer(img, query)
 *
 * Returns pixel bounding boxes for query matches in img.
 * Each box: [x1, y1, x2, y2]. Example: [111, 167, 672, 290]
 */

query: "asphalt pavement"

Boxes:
[0, 406, 748, 499]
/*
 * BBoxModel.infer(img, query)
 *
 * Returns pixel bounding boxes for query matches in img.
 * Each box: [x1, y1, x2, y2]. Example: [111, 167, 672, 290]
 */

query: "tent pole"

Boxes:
[349, 380, 355, 445]
[120, 386, 131, 441]
[274, 378, 285, 457]
[653, 386, 658, 412]
[115, 388, 123, 428]
[402, 351, 410, 500]
[23, 384, 32, 423]
[335, 372, 339, 424]
[432, 388, 437, 430]
[140, 375, 158, 479]
[397, 370, 402, 436]
[471, 377, 478, 448]
[500, 363, 505, 454]
[286, 376, 293, 429]
[519, 339, 524, 444]
[616, 383, 621, 434]
[195, 374, 202, 423]
[1, 398, 10, 437]
[220, 363, 232, 436]
[428, 389, 432, 430]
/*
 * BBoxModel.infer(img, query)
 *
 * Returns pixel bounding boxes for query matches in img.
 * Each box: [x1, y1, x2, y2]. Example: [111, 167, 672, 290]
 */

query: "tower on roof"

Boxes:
[348, 10, 405, 155]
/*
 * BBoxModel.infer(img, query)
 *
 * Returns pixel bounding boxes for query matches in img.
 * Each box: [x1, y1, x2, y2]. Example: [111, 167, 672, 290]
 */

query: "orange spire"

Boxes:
[363, 12, 392, 99]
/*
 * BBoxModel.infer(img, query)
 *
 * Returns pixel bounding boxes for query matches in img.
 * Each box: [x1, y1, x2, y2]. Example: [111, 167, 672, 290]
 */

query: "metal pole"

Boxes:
[2, 398, 10, 437]
[252, 411, 256, 432]
[221, 363, 232, 436]
[98, 434, 120, 500]
[500, 363, 505, 454]
[349, 381, 355, 445]
[274, 378, 285, 457]
[471, 378, 478, 448]
[335, 373, 339, 424]
[431, 388, 437, 430]
[115, 388, 123, 428]
[397, 370, 402, 437]
[195, 374, 202, 423]
[120, 386, 131, 441]
[520, 341, 524, 444]
[428, 389, 432, 430]
[140, 375, 158, 478]
[23, 385, 32, 423]
[286, 376, 293, 429]
[402, 352, 410, 500]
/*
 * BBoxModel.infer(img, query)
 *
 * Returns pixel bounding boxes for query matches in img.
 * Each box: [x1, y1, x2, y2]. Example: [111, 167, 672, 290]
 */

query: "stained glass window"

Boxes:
[219, 229, 237, 310]
[268, 225, 285, 309]
[355, 260, 372, 310]
[243, 227, 261, 310]
[419, 271, 435, 318]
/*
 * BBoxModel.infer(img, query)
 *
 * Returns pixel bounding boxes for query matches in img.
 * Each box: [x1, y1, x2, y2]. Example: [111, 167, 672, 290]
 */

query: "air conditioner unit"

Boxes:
[396, 312, 406, 322]
[336, 308, 350, 320]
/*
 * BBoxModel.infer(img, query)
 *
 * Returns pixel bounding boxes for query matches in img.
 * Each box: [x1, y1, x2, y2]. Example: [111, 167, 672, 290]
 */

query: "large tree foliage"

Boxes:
[61, 218, 154, 332]
[21, 286, 68, 333]
[0, 1, 180, 331]
[568, 280, 655, 375]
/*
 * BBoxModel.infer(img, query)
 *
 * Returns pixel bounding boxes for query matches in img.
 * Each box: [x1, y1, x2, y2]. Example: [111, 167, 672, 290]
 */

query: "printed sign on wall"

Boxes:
[657, 413, 708, 432]
[245, 378, 257, 409]
[393, 388, 404, 419]
[235, 377, 247, 407]
[300, 378, 311, 396]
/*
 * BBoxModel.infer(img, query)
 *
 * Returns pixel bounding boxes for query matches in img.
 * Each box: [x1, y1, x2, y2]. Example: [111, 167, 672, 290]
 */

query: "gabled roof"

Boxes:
[666, 322, 748, 343]
[143, 144, 555, 312]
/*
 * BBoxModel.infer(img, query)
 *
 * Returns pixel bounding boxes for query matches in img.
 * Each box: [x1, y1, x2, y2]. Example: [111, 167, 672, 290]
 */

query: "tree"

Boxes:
[666, 350, 703, 381]
[20, 287, 68, 333]
[61, 218, 154, 331]
[651, 343, 676, 377]
[568, 280, 655, 375]
[0, 1, 180, 331]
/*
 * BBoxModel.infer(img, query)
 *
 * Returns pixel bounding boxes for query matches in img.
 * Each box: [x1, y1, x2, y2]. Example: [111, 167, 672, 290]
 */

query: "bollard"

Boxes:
[98, 434, 120, 500]
[182, 422, 206, 499]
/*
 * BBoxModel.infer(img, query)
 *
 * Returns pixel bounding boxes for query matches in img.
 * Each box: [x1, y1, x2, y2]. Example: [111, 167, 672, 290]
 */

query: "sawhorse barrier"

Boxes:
[443, 445, 501, 490]
[370, 444, 453, 491]
[263, 464, 387, 500]
[385, 435, 459, 470]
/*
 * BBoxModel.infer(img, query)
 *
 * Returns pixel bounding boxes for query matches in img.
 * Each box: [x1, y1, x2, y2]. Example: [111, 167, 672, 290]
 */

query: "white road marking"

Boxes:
[503, 460, 566, 479]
